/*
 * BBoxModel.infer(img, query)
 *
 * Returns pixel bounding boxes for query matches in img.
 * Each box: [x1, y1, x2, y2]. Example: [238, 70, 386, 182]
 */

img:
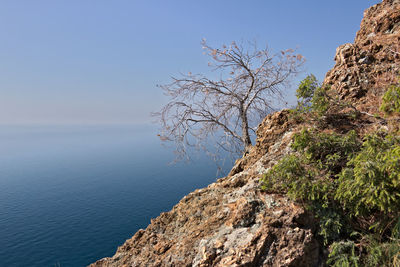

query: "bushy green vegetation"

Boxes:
[262, 129, 361, 245]
[261, 75, 400, 266]
[295, 74, 330, 115]
[327, 241, 359, 267]
[327, 231, 400, 267]
[336, 133, 400, 218]
[291, 74, 361, 121]
[291, 129, 359, 173]
[380, 83, 400, 116]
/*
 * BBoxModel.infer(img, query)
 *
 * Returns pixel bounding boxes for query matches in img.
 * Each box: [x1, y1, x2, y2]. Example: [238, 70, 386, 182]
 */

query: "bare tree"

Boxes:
[154, 40, 304, 162]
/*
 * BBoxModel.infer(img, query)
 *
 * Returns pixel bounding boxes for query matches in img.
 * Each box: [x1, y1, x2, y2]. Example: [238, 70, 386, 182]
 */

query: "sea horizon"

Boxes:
[0, 124, 229, 266]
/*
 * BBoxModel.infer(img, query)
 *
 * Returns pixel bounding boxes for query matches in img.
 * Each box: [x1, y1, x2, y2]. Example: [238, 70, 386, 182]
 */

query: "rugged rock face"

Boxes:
[324, 0, 400, 114]
[91, 110, 319, 267]
[90, 1, 399, 266]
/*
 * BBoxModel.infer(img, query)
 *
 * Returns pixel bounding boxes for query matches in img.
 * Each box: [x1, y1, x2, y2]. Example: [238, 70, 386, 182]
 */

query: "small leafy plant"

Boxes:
[380, 82, 400, 116]
[294, 74, 330, 116]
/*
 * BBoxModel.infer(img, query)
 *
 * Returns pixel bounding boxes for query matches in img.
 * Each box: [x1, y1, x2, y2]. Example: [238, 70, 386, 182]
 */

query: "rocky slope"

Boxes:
[90, 1, 400, 266]
[324, 0, 400, 114]
[91, 109, 320, 267]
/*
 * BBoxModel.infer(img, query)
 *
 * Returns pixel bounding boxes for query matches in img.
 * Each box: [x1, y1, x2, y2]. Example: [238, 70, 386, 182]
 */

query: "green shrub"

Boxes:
[261, 154, 305, 195]
[363, 235, 400, 267]
[327, 235, 400, 267]
[311, 86, 331, 116]
[295, 74, 330, 115]
[336, 133, 400, 217]
[295, 74, 362, 118]
[292, 129, 360, 173]
[297, 74, 318, 101]
[380, 83, 400, 116]
[327, 241, 360, 267]
[261, 154, 333, 203]
[313, 205, 345, 245]
[296, 74, 319, 112]
[261, 129, 361, 244]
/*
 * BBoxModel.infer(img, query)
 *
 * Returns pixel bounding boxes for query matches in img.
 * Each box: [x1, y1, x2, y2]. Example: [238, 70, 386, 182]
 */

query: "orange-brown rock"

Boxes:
[324, 0, 400, 114]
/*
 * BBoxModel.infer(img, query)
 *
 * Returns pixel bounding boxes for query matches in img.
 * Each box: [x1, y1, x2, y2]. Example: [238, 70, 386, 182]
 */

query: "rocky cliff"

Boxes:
[324, 0, 400, 114]
[90, 1, 400, 266]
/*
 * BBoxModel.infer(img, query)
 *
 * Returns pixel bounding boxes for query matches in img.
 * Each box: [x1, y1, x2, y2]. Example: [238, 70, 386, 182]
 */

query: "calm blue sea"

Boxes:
[0, 125, 228, 267]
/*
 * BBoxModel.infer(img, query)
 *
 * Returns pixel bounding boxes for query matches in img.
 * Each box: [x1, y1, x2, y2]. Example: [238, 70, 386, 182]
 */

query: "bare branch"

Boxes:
[154, 40, 304, 163]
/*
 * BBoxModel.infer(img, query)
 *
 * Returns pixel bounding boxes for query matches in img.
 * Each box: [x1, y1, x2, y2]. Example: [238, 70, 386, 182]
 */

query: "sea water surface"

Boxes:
[0, 124, 228, 267]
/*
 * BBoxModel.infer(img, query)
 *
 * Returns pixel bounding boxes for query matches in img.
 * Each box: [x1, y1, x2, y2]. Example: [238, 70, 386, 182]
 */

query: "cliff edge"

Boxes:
[90, 1, 400, 266]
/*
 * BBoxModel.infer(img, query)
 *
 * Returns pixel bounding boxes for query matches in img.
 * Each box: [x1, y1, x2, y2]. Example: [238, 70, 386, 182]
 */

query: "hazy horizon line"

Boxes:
[0, 121, 157, 127]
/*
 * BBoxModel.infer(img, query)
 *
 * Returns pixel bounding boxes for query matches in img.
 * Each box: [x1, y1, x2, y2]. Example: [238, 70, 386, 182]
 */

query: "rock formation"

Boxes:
[90, 1, 400, 266]
[324, 0, 400, 114]
[91, 108, 321, 267]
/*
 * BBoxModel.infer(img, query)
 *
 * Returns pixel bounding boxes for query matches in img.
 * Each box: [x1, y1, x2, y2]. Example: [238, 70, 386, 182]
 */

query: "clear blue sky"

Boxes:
[0, 0, 380, 124]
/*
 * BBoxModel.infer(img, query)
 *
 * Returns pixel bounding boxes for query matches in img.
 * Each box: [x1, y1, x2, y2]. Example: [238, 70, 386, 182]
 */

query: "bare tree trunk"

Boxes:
[239, 107, 252, 148]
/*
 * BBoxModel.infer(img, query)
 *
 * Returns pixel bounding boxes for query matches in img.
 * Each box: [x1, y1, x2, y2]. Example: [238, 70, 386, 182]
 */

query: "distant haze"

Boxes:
[0, 0, 380, 125]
